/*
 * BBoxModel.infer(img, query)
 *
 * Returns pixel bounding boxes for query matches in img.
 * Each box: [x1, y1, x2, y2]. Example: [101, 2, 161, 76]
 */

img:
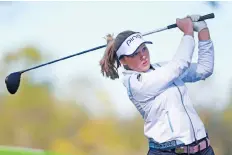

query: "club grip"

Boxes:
[198, 13, 215, 21]
[167, 13, 215, 29]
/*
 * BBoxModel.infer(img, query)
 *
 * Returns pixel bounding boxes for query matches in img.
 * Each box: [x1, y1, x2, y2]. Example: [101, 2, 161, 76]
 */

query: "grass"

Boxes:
[0, 146, 69, 155]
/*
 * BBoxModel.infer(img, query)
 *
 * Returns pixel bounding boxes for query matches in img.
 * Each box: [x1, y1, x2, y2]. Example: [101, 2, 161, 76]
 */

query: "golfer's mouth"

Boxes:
[142, 59, 148, 65]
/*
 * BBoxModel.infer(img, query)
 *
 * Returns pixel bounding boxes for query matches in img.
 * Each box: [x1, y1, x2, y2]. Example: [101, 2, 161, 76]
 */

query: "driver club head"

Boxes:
[5, 72, 22, 94]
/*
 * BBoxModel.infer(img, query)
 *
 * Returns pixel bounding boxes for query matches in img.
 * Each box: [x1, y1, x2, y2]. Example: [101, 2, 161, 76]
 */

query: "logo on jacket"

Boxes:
[137, 74, 142, 82]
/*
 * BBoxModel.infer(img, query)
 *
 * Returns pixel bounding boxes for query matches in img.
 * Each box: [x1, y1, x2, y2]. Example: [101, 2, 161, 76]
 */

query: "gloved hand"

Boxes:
[187, 15, 207, 32]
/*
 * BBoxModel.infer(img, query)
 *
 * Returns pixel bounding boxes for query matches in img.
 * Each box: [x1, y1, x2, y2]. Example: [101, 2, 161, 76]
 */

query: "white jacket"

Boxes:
[122, 35, 214, 145]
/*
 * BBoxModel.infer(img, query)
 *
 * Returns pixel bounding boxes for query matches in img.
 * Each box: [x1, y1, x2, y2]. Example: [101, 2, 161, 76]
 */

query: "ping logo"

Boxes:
[126, 34, 142, 46]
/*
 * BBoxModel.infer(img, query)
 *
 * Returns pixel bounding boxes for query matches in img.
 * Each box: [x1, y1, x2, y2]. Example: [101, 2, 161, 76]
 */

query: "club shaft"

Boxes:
[21, 45, 107, 73]
[20, 27, 168, 73]
[142, 27, 168, 36]
[20, 13, 214, 73]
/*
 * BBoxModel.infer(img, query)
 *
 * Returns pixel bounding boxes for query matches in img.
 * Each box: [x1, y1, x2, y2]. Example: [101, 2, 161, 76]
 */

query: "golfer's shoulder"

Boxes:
[122, 72, 143, 90]
[151, 61, 168, 68]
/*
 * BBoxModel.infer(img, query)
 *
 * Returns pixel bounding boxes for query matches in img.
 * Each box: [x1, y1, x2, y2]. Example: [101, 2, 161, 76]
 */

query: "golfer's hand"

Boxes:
[187, 15, 208, 32]
[176, 18, 193, 36]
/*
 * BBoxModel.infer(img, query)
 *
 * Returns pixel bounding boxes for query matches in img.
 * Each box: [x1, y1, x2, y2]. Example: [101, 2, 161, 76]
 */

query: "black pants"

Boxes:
[147, 146, 215, 155]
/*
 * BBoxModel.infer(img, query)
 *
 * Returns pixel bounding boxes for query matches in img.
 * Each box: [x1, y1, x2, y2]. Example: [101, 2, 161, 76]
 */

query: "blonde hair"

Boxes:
[99, 30, 137, 80]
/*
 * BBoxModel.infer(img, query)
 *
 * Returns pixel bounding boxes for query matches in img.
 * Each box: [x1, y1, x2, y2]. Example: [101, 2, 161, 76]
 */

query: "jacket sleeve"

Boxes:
[180, 39, 214, 82]
[127, 35, 195, 102]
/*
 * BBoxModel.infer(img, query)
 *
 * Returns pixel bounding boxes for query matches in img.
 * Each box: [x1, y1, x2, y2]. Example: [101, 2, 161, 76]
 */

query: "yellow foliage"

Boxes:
[51, 139, 87, 155]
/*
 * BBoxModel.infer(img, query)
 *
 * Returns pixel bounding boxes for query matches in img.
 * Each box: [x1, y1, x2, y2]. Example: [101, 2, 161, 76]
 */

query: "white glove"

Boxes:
[187, 15, 207, 32]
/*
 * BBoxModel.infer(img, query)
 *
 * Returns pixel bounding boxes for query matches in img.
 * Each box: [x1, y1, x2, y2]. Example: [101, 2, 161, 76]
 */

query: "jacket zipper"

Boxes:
[173, 83, 198, 144]
[155, 63, 198, 144]
[166, 111, 174, 133]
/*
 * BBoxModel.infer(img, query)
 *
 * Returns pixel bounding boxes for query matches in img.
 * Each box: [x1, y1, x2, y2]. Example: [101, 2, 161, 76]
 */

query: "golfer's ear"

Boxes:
[120, 57, 127, 65]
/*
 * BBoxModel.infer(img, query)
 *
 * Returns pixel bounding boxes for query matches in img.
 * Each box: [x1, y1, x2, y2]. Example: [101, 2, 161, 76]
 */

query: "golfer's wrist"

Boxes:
[184, 31, 194, 37]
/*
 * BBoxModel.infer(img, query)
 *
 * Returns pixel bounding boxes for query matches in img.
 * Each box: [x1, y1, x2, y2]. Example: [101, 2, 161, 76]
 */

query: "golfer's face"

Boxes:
[123, 44, 150, 72]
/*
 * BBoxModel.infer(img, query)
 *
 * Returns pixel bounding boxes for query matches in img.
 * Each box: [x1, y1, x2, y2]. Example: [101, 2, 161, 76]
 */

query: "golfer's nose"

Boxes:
[139, 51, 146, 60]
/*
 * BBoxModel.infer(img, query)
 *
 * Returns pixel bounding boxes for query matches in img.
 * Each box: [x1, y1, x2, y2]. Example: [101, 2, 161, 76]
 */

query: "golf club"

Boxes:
[5, 13, 215, 95]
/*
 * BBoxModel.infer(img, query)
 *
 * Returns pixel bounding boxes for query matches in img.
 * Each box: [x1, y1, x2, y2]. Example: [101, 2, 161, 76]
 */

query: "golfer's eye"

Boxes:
[134, 51, 140, 56]
[142, 47, 147, 52]
[130, 51, 139, 57]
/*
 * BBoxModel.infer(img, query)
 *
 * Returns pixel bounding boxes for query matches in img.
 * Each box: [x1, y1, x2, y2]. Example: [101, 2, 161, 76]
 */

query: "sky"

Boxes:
[0, 1, 231, 118]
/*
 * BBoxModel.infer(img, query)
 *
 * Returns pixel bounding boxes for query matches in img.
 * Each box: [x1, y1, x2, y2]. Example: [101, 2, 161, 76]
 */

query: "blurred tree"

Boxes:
[0, 45, 90, 152]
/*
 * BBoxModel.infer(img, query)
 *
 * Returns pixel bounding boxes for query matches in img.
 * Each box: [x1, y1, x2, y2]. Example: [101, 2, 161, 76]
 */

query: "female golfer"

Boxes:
[100, 15, 215, 155]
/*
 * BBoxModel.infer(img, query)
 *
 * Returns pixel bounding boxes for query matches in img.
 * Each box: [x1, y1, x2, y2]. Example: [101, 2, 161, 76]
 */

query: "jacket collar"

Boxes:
[122, 64, 156, 76]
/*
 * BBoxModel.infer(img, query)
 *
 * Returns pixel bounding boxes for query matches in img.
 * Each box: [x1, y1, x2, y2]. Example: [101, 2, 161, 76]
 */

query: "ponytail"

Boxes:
[99, 30, 137, 80]
[99, 34, 121, 80]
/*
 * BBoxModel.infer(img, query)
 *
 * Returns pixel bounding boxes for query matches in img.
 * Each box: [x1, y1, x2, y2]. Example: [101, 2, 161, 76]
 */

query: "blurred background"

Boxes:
[0, 1, 232, 155]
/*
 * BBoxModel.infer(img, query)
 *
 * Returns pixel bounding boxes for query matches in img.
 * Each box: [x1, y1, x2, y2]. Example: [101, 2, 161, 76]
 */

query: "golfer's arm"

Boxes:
[128, 35, 195, 101]
[181, 28, 214, 82]
[199, 28, 210, 41]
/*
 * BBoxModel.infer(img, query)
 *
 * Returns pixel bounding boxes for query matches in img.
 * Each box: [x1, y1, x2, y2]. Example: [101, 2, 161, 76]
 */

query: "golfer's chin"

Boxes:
[139, 63, 151, 72]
